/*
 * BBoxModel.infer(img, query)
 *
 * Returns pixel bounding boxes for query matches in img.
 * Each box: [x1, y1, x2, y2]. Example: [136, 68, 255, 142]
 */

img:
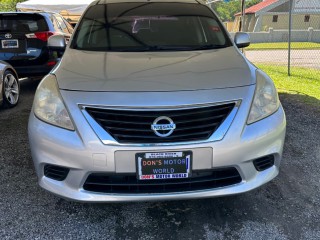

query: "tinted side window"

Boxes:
[51, 15, 61, 32]
[55, 15, 69, 34]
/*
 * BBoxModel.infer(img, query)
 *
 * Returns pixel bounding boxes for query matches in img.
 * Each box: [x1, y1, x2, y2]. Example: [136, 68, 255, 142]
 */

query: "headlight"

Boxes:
[247, 69, 280, 124]
[33, 74, 74, 130]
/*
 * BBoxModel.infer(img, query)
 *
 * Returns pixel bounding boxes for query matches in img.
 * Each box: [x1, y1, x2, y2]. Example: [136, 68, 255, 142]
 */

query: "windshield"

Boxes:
[71, 3, 232, 52]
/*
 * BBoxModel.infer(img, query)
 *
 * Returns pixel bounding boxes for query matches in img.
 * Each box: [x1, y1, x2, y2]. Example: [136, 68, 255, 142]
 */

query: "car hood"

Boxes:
[53, 47, 255, 92]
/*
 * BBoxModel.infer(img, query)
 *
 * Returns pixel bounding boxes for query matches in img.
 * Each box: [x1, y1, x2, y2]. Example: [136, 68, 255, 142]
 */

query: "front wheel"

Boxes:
[2, 70, 20, 108]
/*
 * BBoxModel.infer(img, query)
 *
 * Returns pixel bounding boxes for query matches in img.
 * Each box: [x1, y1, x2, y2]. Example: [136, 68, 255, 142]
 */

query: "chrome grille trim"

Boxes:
[80, 101, 241, 147]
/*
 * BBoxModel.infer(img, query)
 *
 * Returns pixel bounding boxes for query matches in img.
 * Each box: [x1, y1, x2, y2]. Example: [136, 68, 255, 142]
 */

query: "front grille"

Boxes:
[44, 164, 70, 181]
[85, 103, 235, 144]
[83, 168, 242, 194]
[253, 155, 275, 171]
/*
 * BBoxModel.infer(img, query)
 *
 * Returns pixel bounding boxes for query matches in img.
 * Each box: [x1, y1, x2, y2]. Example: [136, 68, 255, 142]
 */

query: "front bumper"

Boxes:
[28, 96, 286, 202]
[39, 166, 279, 202]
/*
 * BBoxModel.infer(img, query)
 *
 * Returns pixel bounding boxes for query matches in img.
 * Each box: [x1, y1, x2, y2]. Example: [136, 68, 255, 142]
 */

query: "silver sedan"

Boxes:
[28, 0, 286, 202]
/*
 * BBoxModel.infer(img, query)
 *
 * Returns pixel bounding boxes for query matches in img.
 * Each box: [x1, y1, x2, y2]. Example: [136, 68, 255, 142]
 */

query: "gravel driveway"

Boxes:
[0, 79, 319, 240]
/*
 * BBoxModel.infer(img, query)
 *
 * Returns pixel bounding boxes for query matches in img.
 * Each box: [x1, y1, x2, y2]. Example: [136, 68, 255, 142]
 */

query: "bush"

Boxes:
[0, 0, 24, 12]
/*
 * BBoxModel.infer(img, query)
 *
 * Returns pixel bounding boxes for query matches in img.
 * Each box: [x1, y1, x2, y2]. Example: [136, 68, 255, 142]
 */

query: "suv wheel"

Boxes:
[2, 70, 20, 108]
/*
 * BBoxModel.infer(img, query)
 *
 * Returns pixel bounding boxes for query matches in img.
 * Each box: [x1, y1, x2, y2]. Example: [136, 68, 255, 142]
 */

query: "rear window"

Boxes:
[71, 3, 232, 52]
[0, 14, 48, 33]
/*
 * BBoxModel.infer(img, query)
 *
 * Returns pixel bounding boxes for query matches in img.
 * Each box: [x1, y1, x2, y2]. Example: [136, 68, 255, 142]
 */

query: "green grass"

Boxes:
[257, 64, 320, 105]
[247, 42, 320, 50]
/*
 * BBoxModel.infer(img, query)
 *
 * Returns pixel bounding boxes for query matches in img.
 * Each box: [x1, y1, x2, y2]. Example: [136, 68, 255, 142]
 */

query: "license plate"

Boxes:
[2, 39, 19, 49]
[136, 151, 192, 180]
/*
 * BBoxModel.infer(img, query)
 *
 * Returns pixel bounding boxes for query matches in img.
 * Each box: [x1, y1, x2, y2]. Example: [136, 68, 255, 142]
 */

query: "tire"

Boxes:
[2, 70, 20, 108]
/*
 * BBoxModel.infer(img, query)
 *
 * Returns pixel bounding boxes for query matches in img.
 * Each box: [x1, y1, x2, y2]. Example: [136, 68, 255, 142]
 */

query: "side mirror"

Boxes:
[48, 35, 66, 51]
[234, 32, 250, 48]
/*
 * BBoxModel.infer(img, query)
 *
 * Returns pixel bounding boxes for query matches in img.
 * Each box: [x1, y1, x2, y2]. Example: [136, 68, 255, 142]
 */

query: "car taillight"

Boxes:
[35, 31, 54, 41]
[47, 61, 57, 66]
[31, 31, 55, 42]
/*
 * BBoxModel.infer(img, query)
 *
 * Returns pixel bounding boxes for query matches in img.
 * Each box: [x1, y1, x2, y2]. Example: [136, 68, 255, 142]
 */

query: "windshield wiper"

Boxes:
[190, 44, 228, 50]
[108, 46, 154, 52]
[149, 46, 196, 51]
[100, 45, 228, 52]
[107, 45, 191, 52]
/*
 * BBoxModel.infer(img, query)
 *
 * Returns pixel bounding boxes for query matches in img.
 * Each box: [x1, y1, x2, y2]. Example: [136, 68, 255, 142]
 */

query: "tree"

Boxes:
[0, 0, 24, 12]
[212, 0, 263, 22]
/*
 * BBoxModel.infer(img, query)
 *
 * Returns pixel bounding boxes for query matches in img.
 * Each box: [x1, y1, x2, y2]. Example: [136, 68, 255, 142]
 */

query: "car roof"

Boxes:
[0, 11, 58, 17]
[0, 12, 45, 17]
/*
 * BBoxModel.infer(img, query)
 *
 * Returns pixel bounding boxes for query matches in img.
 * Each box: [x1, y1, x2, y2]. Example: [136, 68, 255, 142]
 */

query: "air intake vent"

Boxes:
[85, 103, 235, 144]
[253, 155, 275, 172]
[83, 168, 242, 194]
[44, 164, 70, 181]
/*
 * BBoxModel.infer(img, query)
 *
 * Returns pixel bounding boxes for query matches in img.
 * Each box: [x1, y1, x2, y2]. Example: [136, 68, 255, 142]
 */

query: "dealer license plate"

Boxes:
[2, 39, 19, 49]
[136, 151, 192, 180]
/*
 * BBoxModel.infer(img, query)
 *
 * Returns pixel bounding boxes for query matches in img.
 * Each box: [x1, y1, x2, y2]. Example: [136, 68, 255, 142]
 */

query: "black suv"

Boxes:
[0, 12, 73, 78]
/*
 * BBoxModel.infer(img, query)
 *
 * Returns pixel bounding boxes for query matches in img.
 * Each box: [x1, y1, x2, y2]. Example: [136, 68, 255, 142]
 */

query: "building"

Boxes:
[233, 0, 320, 32]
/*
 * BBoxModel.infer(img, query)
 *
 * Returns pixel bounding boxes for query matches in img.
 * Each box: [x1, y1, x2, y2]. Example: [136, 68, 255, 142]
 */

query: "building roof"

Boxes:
[235, 0, 278, 16]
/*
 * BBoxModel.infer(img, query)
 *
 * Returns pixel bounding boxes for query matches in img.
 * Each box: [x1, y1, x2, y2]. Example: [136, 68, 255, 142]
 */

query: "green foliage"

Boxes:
[247, 42, 320, 50]
[212, 0, 263, 22]
[0, 0, 24, 12]
[257, 64, 320, 104]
